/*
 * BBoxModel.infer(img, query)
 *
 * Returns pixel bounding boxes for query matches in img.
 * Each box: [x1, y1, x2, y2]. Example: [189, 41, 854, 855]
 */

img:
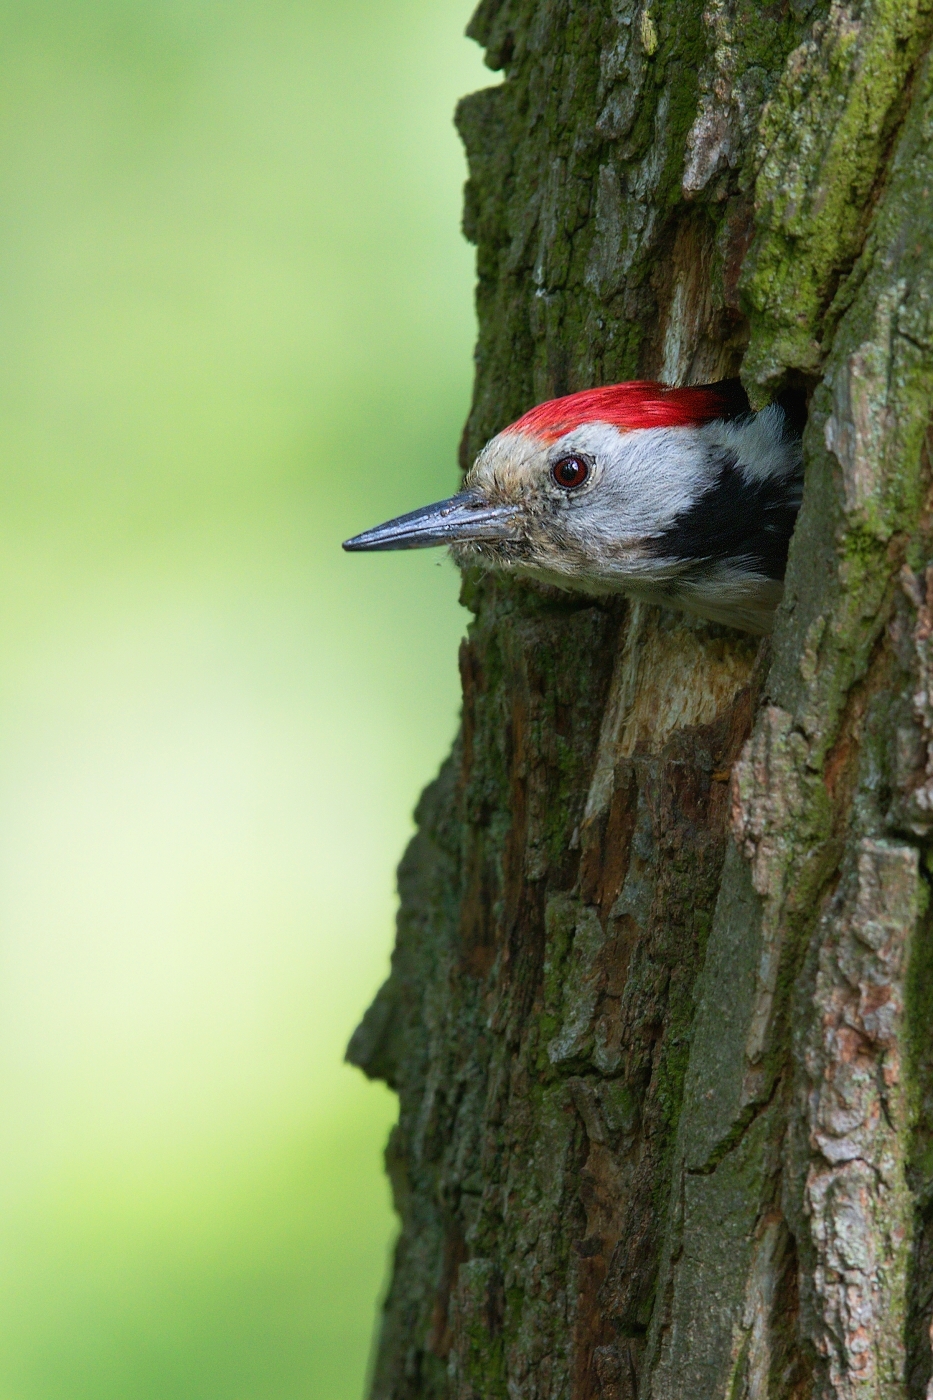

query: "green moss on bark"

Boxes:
[350, 5, 933, 1397]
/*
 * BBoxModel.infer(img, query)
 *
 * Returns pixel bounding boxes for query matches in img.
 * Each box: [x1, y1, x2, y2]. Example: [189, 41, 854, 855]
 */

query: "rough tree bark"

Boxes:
[347, 2, 933, 1396]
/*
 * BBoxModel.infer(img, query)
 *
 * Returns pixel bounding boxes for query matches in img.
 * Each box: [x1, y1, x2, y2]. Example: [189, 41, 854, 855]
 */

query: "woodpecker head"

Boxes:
[343, 379, 802, 634]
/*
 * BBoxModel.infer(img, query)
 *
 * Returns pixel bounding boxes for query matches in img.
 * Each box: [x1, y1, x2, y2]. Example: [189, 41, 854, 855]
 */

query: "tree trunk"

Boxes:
[347, 2, 933, 1396]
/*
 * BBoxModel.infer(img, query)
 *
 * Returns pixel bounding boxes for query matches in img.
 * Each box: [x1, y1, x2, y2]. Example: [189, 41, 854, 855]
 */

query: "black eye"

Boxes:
[552, 455, 590, 490]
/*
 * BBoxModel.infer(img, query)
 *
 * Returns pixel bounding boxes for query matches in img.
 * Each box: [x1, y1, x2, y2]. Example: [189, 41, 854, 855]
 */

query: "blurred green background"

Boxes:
[0, 2, 489, 1395]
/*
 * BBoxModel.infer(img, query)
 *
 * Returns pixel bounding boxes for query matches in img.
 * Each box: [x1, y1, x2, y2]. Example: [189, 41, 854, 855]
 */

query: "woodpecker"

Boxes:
[343, 379, 803, 635]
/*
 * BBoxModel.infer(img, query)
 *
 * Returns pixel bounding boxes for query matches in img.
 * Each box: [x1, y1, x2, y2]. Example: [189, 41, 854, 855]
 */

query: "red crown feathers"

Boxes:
[509, 380, 748, 441]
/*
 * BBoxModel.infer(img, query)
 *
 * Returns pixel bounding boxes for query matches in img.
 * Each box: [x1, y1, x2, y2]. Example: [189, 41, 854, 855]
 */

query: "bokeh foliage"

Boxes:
[0, 2, 488, 1395]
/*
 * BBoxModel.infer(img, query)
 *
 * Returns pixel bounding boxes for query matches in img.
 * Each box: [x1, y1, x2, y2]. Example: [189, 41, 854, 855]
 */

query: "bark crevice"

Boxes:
[350, 5, 933, 1397]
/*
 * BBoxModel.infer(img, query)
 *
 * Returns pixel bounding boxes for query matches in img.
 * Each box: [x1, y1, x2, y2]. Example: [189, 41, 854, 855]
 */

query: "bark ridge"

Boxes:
[348, 3, 933, 1396]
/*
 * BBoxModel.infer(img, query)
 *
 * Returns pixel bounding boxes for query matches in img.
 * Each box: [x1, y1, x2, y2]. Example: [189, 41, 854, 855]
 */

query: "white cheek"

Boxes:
[553, 424, 711, 540]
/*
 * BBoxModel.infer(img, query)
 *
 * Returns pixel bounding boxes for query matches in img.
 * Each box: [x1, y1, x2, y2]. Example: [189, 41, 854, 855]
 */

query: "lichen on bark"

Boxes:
[347, 3, 933, 1397]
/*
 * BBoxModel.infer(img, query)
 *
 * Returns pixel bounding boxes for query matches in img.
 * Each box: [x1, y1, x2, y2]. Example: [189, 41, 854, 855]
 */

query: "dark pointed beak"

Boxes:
[342, 490, 520, 553]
